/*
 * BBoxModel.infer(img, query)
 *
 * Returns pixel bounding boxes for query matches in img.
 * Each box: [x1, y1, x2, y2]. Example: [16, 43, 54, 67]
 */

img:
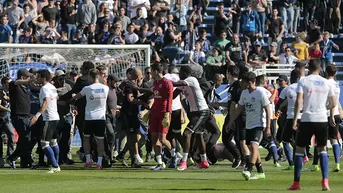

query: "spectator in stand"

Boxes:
[115, 7, 131, 33]
[303, 0, 316, 30]
[189, 41, 206, 65]
[267, 8, 284, 55]
[77, 0, 97, 25]
[214, 3, 229, 38]
[131, 8, 148, 31]
[197, 29, 211, 54]
[268, 42, 280, 65]
[158, 15, 167, 32]
[19, 27, 39, 43]
[188, 8, 202, 35]
[136, 25, 151, 44]
[252, 0, 267, 44]
[57, 31, 71, 44]
[307, 19, 322, 46]
[213, 30, 230, 53]
[309, 43, 322, 59]
[182, 21, 198, 52]
[315, 0, 327, 33]
[248, 41, 268, 67]
[279, 0, 294, 37]
[162, 22, 182, 64]
[243, 36, 251, 59]
[97, 7, 114, 30]
[42, 0, 59, 22]
[240, 3, 261, 43]
[293, 0, 301, 34]
[87, 23, 97, 44]
[291, 32, 309, 61]
[37, 0, 48, 14]
[0, 15, 13, 43]
[328, 0, 341, 35]
[230, 2, 241, 34]
[206, 47, 224, 67]
[151, 0, 170, 19]
[41, 26, 60, 44]
[32, 13, 48, 38]
[124, 23, 139, 44]
[26, 0, 37, 18]
[225, 33, 246, 67]
[98, 0, 115, 13]
[321, 31, 339, 67]
[108, 24, 125, 44]
[7, 0, 24, 43]
[130, 0, 150, 19]
[279, 46, 299, 65]
[97, 21, 111, 44]
[21, 4, 33, 30]
[149, 26, 164, 53]
[61, 0, 77, 40]
[170, 0, 187, 33]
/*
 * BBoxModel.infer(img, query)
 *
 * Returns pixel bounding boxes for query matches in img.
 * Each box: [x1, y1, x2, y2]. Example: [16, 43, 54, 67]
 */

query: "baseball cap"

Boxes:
[271, 42, 278, 47]
[70, 70, 78, 76]
[55, 70, 66, 77]
[254, 41, 262, 46]
[277, 75, 288, 83]
[17, 68, 33, 78]
[107, 74, 121, 82]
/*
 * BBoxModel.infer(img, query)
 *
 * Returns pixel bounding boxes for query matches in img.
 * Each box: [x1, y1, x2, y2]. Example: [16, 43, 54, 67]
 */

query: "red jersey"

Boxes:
[151, 77, 173, 114]
[309, 49, 322, 59]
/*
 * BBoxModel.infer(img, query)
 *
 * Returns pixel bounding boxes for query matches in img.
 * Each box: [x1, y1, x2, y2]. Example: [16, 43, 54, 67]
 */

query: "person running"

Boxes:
[288, 59, 336, 191]
[30, 69, 61, 173]
[173, 66, 210, 170]
[229, 71, 271, 180]
[71, 69, 109, 169]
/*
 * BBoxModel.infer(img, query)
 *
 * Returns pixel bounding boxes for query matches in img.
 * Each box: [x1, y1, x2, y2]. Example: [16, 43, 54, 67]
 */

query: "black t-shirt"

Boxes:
[42, 6, 59, 21]
[56, 83, 72, 117]
[268, 17, 283, 39]
[225, 42, 244, 63]
[248, 50, 268, 62]
[268, 51, 279, 64]
[215, 13, 228, 32]
[120, 81, 139, 116]
[163, 28, 174, 46]
[0, 89, 10, 117]
[9, 81, 31, 117]
[131, 17, 148, 28]
[308, 27, 321, 44]
[107, 87, 118, 116]
[228, 80, 246, 116]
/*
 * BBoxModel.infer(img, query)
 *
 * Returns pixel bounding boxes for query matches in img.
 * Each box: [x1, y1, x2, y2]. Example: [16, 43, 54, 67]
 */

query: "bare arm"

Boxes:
[0, 99, 10, 112]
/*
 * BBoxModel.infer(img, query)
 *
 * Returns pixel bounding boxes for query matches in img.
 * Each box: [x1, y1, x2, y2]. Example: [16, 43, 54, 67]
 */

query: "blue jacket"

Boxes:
[240, 10, 261, 32]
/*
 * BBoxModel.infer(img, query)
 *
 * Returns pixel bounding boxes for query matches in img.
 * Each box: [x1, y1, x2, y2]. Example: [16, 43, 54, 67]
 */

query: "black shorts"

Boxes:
[296, 122, 328, 147]
[328, 115, 341, 140]
[170, 109, 182, 133]
[84, 120, 106, 138]
[236, 116, 246, 141]
[282, 119, 299, 143]
[187, 110, 210, 134]
[246, 127, 264, 145]
[41, 120, 59, 142]
[122, 114, 140, 134]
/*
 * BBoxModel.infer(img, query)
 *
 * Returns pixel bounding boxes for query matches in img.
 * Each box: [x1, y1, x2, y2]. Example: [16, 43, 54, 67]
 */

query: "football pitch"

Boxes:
[1, 149, 343, 193]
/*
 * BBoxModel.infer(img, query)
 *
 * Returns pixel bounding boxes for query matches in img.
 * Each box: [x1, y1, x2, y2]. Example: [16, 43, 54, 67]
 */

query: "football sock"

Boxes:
[182, 153, 188, 162]
[255, 162, 264, 173]
[247, 163, 254, 173]
[332, 143, 340, 164]
[319, 151, 329, 179]
[97, 157, 103, 166]
[156, 155, 163, 165]
[86, 154, 92, 163]
[51, 144, 60, 163]
[313, 146, 319, 165]
[200, 154, 207, 162]
[43, 146, 58, 168]
[269, 142, 279, 164]
[283, 142, 294, 166]
[294, 153, 304, 182]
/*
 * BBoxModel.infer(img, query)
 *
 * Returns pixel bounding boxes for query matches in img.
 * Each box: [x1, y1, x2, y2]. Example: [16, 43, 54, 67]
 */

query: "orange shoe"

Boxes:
[84, 162, 92, 168]
[96, 164, 102, 169]
[196, 160, 209, 169]
[322, 178, 330, 191]
[177, 160, 187, 171]
[287, 182, 300, 190]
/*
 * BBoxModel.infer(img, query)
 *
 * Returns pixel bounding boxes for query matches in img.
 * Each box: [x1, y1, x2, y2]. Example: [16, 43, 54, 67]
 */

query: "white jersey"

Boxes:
[296, 74, 335, 122]
[327, 78, 340, 116]
[239, 87, 270, 129]
[279, 83, 302, 119]
[39, 83, 60, 121]
[259, 87, 273, 120]
[164, 73, 182, 111]
[180, 76, 208, 112]
[80, 83, 109, 120]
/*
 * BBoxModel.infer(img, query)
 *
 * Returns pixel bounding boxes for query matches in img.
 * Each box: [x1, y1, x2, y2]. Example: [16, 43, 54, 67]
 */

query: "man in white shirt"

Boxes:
[130, 0, 150, 19]
[288, 59, 336, 191]
[279, 47, 298, 66]
[30, 69, 60, 173]
[173, 66, 210, 171]
[71, 69, 109, 169]
[278, 69, 302, 170]
[124, 23, 139, 44]
[229, 71, 271, 181]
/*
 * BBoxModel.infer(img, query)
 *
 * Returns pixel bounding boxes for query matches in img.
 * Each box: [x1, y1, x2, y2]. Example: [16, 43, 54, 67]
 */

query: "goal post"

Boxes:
[0, 44, 151, 79]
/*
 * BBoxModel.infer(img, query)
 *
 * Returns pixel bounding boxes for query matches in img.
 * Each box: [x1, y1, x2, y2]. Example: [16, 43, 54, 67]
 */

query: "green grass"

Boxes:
[1, 149, 343, 193]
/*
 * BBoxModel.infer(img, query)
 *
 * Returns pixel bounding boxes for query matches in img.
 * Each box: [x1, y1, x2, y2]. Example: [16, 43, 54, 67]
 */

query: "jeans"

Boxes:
[280, 6, 294, 34]
[321, 58, 333, 71]
[9, 116, 33, 166]
[58, 120, 72, 162]
[293, 7, 300, 33]
[0, 117, 15, 157]
[9, 24, 19, 43]
[162, 46, 180, 64]
[304, 6, 315, 30]
[64, 24, 77, 40]
[258, 12, 266, 40]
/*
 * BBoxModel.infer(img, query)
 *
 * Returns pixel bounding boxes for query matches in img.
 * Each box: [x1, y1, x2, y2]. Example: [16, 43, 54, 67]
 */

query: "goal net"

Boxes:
[0, 44, 151, 80]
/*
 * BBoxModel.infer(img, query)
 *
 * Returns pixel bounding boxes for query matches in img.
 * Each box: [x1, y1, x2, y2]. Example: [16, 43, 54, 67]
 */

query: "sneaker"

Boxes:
[177, 160, 187, 171]
[265, 153, 272, 162]
[6, 158, 16, 169]
[0, 157, 4, 168]
[196, 160, 209, 169]
[283, 165, 295, 170]
[84, 162, 92, 168]
[146, 152, 152, 162]
[116, 157, 129, 167]
[242, 170, 251, 181]
[188, 157, 194, 166]
[302, 156, 309, 164]
[332, 163, 340, 172]
[96, 164, 102, 169]
[304, 165, 320, 172]
[204, 12, 208, 17]
[168, 158, 177, 168]
[152, 164, 164, 171]
[131, 163, 141, 168]
[232, 159, 241, 169]
[47, 166, 61, 174]
[250, 173, 265, 180]
[113, 150, 119, 158]
[322, 178, 330, 191]
[274, 162, 281, 167]
[287, 182, 300, 190]
[135, 156, 144, 164]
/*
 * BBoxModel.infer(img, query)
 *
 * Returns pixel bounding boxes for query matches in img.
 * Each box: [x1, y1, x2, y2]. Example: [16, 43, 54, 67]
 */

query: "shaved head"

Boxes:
[131, 68, 143, 81]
